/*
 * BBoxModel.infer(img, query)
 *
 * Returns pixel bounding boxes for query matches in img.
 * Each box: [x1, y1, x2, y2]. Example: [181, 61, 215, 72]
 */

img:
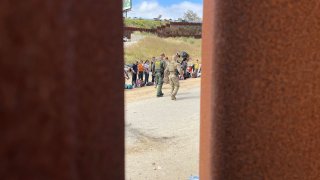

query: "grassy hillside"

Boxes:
[124, 19, 165, 29]
[124, 33, 201, 64]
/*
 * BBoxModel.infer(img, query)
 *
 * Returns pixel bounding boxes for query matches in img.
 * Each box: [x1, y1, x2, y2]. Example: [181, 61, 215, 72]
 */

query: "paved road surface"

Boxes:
[125, 86, 200, 180]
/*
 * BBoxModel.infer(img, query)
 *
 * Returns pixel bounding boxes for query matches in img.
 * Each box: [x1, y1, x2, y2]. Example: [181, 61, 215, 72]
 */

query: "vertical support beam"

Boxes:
[200, 0, 216, 179]
[0, 0, 124, 179]
[201, 0, 320, 179]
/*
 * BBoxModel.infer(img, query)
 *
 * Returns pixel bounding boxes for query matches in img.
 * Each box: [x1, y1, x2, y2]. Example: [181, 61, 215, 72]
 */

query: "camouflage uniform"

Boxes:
[153, 58, 165, 97]
[165, 60, 181, 100]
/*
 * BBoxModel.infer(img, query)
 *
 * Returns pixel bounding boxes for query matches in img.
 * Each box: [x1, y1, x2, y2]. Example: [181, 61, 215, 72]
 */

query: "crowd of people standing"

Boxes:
[125, 54, 201, 89]
[127, 59, 154, 87]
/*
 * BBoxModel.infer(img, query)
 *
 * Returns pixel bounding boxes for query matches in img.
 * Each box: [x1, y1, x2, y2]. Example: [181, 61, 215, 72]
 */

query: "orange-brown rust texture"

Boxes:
[201, 0, 320, 179]
[0, 1, 124, 180]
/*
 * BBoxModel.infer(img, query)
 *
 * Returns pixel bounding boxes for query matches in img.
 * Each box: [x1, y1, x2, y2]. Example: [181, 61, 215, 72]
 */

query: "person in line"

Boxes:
[151, 57, 156, 84]
[165, 54, 182, 100]
[165, 57, 169, 67]
[163, 57, 170, 84]
[138, 60, 144, 81]
[131, 61, 138, 87]
[124, 68, 129, 80]
[193, 59, 200, 78]
[181, 58, 188, 79]
[144, 60, 150, 85]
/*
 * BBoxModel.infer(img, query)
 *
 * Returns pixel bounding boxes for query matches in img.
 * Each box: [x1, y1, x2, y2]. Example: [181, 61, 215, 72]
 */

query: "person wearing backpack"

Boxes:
[164, 54, 183, 100]
[181, 59, 188, 79]
[138, 60, 144, 81]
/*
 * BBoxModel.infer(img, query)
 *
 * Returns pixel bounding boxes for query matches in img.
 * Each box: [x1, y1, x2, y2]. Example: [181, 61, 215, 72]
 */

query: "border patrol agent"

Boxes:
[153, 53, 166, 97]
[165, 55, 182, 100]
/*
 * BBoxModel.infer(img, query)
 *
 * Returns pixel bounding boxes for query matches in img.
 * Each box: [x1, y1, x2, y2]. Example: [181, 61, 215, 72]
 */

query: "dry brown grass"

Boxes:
[125, 33, 201, 64]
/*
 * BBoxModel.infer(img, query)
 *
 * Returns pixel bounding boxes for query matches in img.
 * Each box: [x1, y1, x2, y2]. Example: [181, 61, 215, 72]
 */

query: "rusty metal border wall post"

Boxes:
[0, 1, 124, 179]
[201, 0, 320, 179]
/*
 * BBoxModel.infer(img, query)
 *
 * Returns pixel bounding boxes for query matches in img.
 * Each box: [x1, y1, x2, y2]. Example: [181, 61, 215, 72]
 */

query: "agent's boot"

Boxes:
[171, 95, 176, 100]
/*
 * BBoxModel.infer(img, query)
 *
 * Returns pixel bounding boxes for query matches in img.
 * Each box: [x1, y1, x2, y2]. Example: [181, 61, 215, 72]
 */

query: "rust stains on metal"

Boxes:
[201, 0, 320, 179]
[0, 0, 124, 179]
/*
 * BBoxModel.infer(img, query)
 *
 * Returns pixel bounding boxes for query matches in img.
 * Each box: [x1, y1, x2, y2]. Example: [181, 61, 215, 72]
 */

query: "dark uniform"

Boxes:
[153, 58, 165, 97]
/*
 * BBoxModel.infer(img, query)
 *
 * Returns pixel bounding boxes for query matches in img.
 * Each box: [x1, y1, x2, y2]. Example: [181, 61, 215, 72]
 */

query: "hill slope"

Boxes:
[124, 19, 165, 29]
[124, 33, 201, 64]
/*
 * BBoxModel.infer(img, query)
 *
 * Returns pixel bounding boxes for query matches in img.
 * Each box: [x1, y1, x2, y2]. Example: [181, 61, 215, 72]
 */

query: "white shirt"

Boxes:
[144, 63, 150, 73]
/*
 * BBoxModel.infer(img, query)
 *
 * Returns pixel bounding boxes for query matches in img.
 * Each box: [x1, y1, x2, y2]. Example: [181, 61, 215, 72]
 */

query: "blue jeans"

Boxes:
[144, 72, 149, 84]
[138, 72, 144, 81]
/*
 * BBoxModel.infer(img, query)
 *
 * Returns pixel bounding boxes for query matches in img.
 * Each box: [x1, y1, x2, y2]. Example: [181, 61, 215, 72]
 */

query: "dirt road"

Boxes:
[125, 78, 200, 180]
